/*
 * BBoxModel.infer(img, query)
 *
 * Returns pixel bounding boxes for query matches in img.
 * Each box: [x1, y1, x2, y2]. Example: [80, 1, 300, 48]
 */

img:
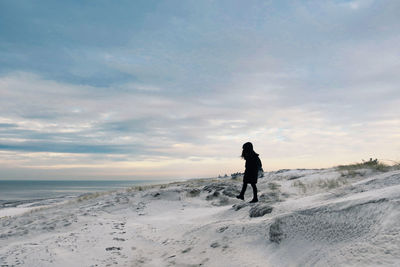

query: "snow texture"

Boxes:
[1, 168, 400, 266]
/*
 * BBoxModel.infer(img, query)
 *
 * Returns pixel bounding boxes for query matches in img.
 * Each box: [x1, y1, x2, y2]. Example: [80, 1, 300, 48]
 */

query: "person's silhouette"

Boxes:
[236, 142, 262, 203]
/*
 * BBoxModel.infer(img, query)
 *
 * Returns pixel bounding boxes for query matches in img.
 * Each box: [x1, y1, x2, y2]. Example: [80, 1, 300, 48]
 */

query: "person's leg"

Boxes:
[236, 182, 248, 200]
[250, 183, 258, 203]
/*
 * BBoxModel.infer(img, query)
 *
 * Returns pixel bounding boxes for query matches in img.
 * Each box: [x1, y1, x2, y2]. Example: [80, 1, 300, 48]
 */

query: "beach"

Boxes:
[1, 167, 400, 266]
[0, 180, 161, 218]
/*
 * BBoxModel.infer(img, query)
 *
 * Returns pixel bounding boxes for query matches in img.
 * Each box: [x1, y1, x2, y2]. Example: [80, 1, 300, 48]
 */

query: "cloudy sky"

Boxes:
[0, 0, 399, 180]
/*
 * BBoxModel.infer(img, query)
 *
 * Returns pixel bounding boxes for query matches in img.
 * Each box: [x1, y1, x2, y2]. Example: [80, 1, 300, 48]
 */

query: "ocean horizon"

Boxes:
[0, 179, 163, 217]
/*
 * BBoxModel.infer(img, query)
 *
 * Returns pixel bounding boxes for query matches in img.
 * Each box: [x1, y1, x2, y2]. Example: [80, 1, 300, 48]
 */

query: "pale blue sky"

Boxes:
[0, 0, 399, 180]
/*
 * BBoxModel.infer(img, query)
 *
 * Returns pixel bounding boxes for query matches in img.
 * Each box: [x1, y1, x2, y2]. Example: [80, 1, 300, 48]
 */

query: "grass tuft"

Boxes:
[77, 192, 105, 202]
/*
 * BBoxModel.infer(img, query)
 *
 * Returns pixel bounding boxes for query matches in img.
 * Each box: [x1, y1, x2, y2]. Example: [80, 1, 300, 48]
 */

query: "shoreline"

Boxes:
[0, 179, 177, 218]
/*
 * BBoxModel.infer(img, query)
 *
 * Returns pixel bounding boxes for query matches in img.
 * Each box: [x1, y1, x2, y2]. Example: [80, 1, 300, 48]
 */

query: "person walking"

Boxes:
[236, 142, 262, 203]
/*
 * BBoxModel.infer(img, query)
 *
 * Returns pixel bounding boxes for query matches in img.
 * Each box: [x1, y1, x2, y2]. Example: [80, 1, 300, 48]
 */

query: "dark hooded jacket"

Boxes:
[243, 152, 262, 184]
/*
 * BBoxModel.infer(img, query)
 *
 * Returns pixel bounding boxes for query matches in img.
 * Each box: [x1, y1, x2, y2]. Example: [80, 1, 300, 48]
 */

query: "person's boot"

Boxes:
[249, 197, 258, 203]
[236, 195, 244, 200]
[249, 184, 258, 203]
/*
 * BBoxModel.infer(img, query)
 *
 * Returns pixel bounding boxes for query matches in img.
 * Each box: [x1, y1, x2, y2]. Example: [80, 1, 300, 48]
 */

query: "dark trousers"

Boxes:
[239, 182, 258, 199]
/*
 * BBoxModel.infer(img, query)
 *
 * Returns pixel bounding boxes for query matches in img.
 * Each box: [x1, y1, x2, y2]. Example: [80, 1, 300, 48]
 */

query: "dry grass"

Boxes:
[293, 180, 307, 193]
[339, 169, 366, 178]
[317, 177, 348, 189]
[293, 176, 348, 194]
[337, 158, 390, 172]
[77, 192, 107, 202]
[268, 182, 281, 191]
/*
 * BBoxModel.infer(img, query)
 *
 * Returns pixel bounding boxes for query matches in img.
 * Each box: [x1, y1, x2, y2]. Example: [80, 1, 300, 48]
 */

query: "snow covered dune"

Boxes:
[1, 168, 400, 266]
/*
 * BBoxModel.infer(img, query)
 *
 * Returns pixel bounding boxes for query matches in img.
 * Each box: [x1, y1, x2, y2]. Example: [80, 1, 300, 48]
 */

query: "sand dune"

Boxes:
[1, 168, 400, 266]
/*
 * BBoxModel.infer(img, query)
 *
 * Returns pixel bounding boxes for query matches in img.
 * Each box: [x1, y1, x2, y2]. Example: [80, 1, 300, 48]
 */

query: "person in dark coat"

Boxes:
[236, 142, 262, 203]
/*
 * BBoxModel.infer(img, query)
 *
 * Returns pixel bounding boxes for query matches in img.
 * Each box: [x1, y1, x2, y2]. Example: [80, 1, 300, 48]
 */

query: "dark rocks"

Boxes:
[210, 242, 220, 248]
[181, 247, 192, 253]
[249, 204, 273, 217]
[202, 183, 240, 201]
[222, 186, 240, 197]
[187, 188, 201, 197]
[105, 247, 122, 251]
[203, 183, 228, 193]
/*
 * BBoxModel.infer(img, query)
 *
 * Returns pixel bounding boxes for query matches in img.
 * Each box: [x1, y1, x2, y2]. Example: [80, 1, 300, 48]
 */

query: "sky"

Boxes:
[0, 0, 399, 180]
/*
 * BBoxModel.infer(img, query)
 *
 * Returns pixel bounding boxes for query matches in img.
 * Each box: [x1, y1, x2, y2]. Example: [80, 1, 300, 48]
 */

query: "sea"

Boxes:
[0, 179, 161, 217]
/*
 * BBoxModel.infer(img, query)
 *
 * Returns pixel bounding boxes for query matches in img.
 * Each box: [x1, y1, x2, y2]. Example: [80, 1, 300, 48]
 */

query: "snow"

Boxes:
[0, 207, 38, 218]
[1, 168, 400, 266]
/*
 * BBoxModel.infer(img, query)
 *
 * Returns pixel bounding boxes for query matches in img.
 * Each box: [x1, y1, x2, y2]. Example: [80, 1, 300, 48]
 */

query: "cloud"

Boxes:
[0, 0, 399, 179]
[0, 142, 128, 154]
[0, 123, 18, 128]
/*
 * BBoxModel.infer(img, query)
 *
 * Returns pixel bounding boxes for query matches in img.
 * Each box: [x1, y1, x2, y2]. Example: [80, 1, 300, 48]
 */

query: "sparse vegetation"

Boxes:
[268, 182, 281, 191]
[293, 180, 307, 193]
[291, 159, 400, 194]
[126, 183, 168, 193]
[267, 182, 282, 201]
[293, 176, 348, 193]
[337, 158, 390, 172]
[77, 192, 105, 202]
[318, 176, 348, 189]
[340, 169, 365, 178]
